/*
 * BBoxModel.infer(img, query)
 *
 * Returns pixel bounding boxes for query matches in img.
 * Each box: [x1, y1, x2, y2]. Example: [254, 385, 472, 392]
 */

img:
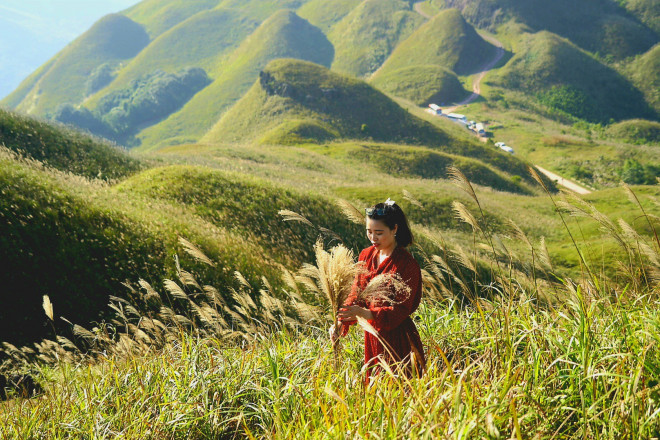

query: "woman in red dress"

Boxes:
[335, 199, 426, 382]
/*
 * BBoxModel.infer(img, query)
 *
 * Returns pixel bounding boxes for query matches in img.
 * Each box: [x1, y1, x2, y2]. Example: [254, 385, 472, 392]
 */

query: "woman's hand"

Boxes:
[338, 305, 373, 323]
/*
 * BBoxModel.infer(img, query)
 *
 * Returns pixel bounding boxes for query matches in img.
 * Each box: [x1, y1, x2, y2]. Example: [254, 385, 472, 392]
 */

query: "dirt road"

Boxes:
[413, 1, 432, 19]
[442, 35, 504, 114]
[535, 166, 592, 194]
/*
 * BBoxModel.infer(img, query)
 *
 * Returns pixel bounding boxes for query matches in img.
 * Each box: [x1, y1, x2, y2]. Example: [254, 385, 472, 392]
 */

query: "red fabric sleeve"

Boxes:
[340, 247, 371, 337]
[368, 258, 422, 333]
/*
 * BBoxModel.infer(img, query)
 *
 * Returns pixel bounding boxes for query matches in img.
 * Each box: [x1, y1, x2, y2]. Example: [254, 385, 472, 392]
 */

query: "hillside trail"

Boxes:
[534, 166, 592, 195]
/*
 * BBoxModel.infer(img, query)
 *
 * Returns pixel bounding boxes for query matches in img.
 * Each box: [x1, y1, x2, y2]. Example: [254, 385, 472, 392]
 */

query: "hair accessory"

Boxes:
[384, 198, 395, 206]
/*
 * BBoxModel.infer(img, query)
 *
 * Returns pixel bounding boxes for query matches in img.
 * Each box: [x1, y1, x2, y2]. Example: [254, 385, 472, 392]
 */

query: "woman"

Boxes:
[335, 198, 426, 382]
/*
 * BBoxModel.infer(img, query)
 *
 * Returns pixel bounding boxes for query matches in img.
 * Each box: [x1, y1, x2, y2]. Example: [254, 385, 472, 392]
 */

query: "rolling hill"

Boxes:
[83, 8, 259, 110]
[373, 9, 497, 76]
[0, 109, 141, 181]
[369, 8, 495, 105]
[491, 30, 656, 123]
[136, 10, 333, 150]
[328, 0, 424, 78]
[626, 43, 660, 116]
[202, 59, 543, 190]
[441, 0, 658, 60]
[6, 14, 150, 117]
[201, 59, 452, 146]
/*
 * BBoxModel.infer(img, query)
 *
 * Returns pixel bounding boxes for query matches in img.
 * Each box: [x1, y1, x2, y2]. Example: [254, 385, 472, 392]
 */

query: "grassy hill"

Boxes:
[623, 0, 660, 34]
[491, 31, 656, 123]
[201, 59, 453, 146]
[441, 0, 658, 60]
[626, 43, 660, 116]
[136, 10, 333, 150]
[84, 8, 258, 111]
[373, 9, 497, 76]
[606, 119, 660, 145]
[5, 14, 150, 117]
[296, 0, 362, 32]
[370, 65, 468, 106]
[202, 59, 545, 190]
[123, 0, 219, 38]
[0, 109, 141, 181]
[328, 0, 425, 78]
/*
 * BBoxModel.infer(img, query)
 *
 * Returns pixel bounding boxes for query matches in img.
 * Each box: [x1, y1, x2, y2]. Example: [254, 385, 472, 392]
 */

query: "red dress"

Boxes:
[342, 245, 426, 382]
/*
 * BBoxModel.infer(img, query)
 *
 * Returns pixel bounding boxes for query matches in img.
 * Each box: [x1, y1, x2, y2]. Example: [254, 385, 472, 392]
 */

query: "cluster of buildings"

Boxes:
[427, 103, 514, 154]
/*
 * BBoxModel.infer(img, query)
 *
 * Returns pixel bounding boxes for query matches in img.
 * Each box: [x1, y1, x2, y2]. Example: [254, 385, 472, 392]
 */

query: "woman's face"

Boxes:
[366, 218, 397, 251]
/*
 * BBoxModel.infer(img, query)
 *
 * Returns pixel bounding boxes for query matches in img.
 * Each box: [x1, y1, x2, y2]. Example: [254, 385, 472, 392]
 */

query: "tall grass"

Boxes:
[2, 168, 659, 439]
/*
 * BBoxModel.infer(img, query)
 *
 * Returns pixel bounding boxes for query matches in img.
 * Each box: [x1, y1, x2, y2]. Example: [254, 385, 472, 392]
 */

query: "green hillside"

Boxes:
[85, 9, 259, 110]
[606, 119, 660, 145]
[626, 43, 660, 115]
[0, 59, 57, 110]
[136, 10, 333, 150]
[441, 0, 658, 60]
[370, 65, 468, 106]
[202, 59, 542, 189]
[296, 0, 362, 32]
[202, 59, 453, 146]
[491, 31, 656, 123]
[8, 14, 150, 117]
[0, 109, 141, 181]
[123, 0, 219, 38]
[624, 0, 660, 34]
[374, 9, 497, 76]
[329, 0, 425, 78]
[217, 0, 312, 20]
[295, 142, 531, 194]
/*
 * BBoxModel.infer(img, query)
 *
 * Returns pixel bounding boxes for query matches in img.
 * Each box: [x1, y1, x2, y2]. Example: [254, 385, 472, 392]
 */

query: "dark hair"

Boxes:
[366, 202, 414, 247]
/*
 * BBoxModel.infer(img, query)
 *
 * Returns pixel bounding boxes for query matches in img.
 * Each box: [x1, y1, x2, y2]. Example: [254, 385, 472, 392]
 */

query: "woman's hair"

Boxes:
[366, 201, 414, 247]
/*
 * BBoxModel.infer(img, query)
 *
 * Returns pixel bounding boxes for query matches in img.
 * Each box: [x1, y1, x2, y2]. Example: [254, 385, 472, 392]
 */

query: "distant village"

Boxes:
[426, 103, 514, 154]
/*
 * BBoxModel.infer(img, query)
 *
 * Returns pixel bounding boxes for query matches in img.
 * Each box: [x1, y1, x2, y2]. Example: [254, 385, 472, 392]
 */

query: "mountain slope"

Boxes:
[329, 0, 425, 78]
[136, 10, 333, 150]
[201, 58, 541, 188]
[296, 0, 362, 32]
[374, 9, 496, 76]
[0, 109, 141, 181]
[370, 65, 468, 106]
[441, 0, 658, 60]
[123, 0, 219, 38]
[626, 43, 660, 115]
[201, 59, 453, 146]
[7, 14, 150, 117]
[491, 31, 656, 122]
[84, 8, 258, 110]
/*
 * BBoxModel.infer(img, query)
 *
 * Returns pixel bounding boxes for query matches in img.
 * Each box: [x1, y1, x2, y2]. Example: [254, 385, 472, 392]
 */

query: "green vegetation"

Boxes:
[329, 0, 424, 77]
[2, 143, 659, 437]
[297, 142, 532, 194]
[374, 9, 496, 76]
[371, 64, 469, 106]
[0, 109, 140, 181]
[8, 14, 150, 117]
[492, 31, 656, 123]
[626, 43, 660, 116]
[85, 8, 259, 109]
[137, 10, 333, 150]
[57, 68, 211, 145]
[296, 0, 362, 32]
[442, 0, 657, 60]
[123, 0, 219, 38]
[607, 119, 660, 145]
[202, 59, 453, 147]
[622, 0, 660, 34]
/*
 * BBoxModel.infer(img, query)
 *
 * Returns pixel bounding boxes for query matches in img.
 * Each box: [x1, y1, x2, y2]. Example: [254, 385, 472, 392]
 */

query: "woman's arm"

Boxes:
[368, 261, 421, 333]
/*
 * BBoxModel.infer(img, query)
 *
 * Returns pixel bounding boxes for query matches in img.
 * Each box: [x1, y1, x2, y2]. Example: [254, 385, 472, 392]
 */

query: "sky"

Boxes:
[0, 0, 142, 100]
